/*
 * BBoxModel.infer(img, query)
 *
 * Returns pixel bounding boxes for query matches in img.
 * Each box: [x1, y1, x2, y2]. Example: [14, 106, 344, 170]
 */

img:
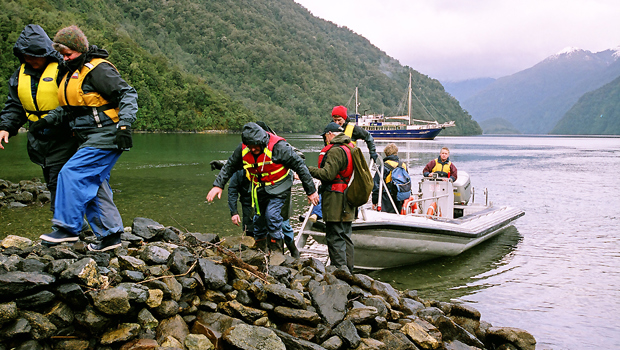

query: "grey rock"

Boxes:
[118, 255, 147, 272]
[0, 301, 19, 326]
[100, 323, 141, 345]
[264, 283, 306, 309]
[450, 304, 481, 321]
[121, 270, 145, 282]
[85, 251, 111, 267]
[321, 335, 343, 350]
[220, 300, 267, 324]
[14, 340, 44, 350]
[308, 281, 349, 326]
[369, 280, 401, 308]
[0, 271, 55, 297]
[344, 306, 379, 324]
[56, 283, 89, 310]
[1, 317, 31, 339]
[60, 258, 101, 288]
[187, 232, 219, 244]
[45, 302, 74, 328]
[22, 310, 57, 339]
[74, 305, 110, 333]
[92, 287, 131, 315]
[132, 217, 166, 240]
[46, 259, 73, 275]
[138, 308, 159, 330]
[272, 328, 327, 350]
[117, 282, 149, 303]
[141, 245, 171, 265]
[156, 314, 190, 346]
[184, 333, 214, 350]
[273, 306, 321, 326]
[167, 246, 196, 275]
[51, 339, 90, 350]
[432, 315, 485, 348]
[1, 235, 33, 249]
[155, 300, 180, 318]
[333, 319, 361, 348]
[15, 290, 56, 309]
[372, 329, 418, 350]
[486, 327, 536, 350]
[197, 258, 227, 290]
[400, 298, 425, 315]
[222, 323, 285, 350]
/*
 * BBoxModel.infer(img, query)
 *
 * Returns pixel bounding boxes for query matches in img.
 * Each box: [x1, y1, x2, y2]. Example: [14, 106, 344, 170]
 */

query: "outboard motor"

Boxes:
[453, 171, 471, 205]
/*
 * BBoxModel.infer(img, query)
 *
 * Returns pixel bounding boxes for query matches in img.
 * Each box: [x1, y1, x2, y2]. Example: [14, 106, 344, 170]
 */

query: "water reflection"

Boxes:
[367, 225, 523, 301]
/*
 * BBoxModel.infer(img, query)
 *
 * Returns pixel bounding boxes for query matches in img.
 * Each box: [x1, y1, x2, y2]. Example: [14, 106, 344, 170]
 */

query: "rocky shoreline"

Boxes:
[0, 179, 51, 209]
[0, 217, 536, 350]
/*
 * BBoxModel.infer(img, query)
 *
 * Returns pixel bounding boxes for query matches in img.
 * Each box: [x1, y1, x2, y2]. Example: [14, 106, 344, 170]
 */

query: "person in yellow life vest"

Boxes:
[423, 147, 458, 182]
[0, 24, 78, 216]
[372, 143, 407, 214]
[32, 25, 138, 251]
[207, 122, 319, 254]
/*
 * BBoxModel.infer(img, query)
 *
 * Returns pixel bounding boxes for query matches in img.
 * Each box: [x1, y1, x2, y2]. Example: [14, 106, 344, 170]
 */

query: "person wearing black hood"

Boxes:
[32, 25, 138, 251]
[207, 122, 319, 254]
[0, 24, 78, 217]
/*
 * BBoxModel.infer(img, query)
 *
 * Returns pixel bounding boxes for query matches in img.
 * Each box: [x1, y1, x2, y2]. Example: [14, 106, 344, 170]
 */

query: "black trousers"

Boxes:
[325, 221, 354, 272]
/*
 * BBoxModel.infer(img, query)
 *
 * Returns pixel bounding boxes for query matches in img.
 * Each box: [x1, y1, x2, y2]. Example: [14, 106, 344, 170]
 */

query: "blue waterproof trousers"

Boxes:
[52, 147, 123, 238]
[253, 191, 288, 240]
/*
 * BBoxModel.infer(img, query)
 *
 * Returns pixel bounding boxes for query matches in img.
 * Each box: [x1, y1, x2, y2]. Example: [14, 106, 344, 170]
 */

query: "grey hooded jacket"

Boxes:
[0, 24, 77, 167]
[213, 122, 317, 197]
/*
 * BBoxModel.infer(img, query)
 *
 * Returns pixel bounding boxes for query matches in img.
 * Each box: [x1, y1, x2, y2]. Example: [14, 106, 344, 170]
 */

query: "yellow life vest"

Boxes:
[58, 58, 119, 125]
[431, 160, 451, 178]
[344, 122, 356, 146]
[17, 62, 59, 122]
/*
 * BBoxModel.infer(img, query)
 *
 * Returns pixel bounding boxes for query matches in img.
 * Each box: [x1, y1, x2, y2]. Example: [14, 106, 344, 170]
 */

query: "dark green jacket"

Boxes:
[309, 133, 356, 222]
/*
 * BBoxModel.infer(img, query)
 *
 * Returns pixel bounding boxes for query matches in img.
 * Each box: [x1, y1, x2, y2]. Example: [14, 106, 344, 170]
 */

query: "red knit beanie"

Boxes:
[331, 105, 348, 119]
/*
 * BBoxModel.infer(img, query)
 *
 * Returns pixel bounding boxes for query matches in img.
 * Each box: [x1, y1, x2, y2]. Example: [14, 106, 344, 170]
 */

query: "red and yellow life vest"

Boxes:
[344, 122, 356, 146]
[241, 133, 291, 213]
[431, 159, 451, 178]
[58, 58, 119, 126]
[17, 62, 59, 122]
[318, 143, 354, 193]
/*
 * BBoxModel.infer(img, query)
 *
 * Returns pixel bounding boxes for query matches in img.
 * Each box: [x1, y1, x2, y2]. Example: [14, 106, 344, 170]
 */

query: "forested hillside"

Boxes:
[1, 0, 481, 134]
[551, 76, 620, 135]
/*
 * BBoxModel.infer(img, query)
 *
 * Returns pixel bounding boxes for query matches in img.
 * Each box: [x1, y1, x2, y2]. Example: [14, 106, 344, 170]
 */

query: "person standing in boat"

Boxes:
[308, 122, 357, 273]
[308, 105, 378, 222]
[0, 24, 78, 222]
[32, 25, 138, 251]
[423, 147, 458, 182]
[207, 122, 319, 254]
[372, 143, 407, 214]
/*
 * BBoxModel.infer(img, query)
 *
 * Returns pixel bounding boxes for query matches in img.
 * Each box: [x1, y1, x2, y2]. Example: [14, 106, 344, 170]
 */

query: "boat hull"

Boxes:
[366, 127, 443, 140]
[297, 205, 524, 270]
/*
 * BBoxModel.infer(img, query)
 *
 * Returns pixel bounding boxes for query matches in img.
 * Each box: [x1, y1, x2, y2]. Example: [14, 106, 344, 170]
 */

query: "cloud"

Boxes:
[295, 0, 620, 80]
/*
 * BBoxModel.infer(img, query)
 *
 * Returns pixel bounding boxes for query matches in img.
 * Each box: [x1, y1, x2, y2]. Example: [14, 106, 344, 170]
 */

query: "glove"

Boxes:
[371, 153, 379, 163]
[29, 118, 49, 134]
[114, 125, 133, 149]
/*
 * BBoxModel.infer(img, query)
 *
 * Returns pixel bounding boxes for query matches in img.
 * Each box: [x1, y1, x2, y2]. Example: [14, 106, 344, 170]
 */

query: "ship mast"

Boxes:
[355, 86, 358, 115]
[407, 72, 412, 125]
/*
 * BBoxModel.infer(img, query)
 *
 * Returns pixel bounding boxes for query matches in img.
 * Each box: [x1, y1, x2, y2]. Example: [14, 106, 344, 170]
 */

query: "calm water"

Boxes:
[1, 133, 619, 349]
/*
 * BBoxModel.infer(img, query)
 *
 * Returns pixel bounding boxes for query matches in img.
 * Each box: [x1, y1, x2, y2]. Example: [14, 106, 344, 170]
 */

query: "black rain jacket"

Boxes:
[0, 24, 77, 167]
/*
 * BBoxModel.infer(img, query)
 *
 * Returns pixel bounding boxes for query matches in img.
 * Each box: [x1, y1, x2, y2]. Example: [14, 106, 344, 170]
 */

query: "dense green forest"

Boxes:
[1, 0, 481, 134]
[551, 75, 620, 135]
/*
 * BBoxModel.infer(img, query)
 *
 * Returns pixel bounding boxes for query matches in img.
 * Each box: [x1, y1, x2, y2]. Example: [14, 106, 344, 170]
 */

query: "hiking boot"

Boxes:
[254, 237, 269, 253]
[87, 231, 122, 252]
[284, 236, 300, 259]
[268, 238, 284, 254]
[40, 228, 79, 245]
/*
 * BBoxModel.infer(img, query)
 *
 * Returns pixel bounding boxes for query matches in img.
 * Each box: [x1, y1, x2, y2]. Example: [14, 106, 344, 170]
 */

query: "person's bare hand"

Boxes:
[231, 214, 241, 226]
[307, 192, 319, 206]
[206, 187, 223, 202]
[0, 130, 9, 150]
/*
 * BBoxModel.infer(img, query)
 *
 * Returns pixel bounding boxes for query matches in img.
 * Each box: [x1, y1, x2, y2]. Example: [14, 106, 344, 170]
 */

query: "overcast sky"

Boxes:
[293, 0, 620, 81]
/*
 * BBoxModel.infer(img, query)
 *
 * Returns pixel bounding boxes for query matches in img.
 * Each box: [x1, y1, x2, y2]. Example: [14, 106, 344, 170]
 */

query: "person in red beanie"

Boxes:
[308, 105, 378, 222]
